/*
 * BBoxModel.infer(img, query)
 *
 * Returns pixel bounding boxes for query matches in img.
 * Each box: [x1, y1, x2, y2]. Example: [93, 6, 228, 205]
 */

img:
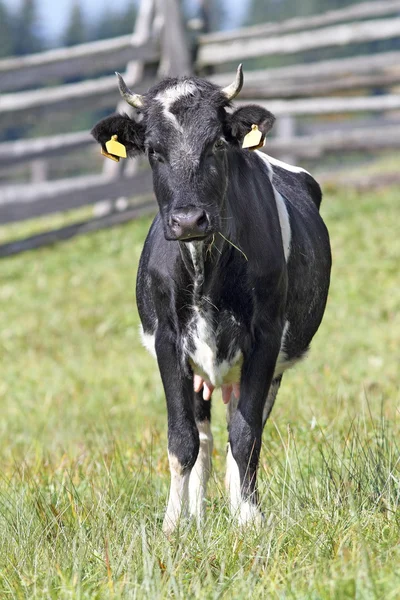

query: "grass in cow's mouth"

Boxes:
[0, 185, 399, 598]
[218, 231, 248, 261]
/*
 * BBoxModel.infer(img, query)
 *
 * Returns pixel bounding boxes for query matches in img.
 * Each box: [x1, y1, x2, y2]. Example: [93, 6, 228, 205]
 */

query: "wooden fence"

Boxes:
[1, 0, 400, 256]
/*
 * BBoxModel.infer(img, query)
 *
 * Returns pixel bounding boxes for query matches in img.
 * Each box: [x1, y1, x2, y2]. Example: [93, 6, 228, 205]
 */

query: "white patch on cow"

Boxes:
[139, 325, 156, 358]
[263, 377, 281, 424]
[187, 310, 242, 387]
[255, 151, 291, 262]
[262, 152, 310, 175]
[189, 421, 213, 523]
[226, 442, 241, 510]
[274, 320, 301, 377]
[273, 188, 291, 261]
[184, 242, 242, 386]
[225, 443, 263, 526]
[156, 82, 197, 131]
[163, 452, 190, 535]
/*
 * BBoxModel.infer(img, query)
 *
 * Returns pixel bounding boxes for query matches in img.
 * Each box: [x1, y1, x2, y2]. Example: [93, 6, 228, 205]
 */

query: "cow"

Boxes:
[91, 65, 331, 534]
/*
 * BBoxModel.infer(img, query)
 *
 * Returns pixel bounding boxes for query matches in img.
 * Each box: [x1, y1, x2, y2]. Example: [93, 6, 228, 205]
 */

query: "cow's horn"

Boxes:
[116, 72, 144, 108]
[222, 64, 243, 101]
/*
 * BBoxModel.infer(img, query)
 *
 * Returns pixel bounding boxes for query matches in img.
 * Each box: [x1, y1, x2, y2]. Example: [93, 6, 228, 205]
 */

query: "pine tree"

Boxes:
[13, 0, 43, 55]
[0, 0, 14, 57]
[63, 1, 87, 47]
[92, 3, 137, 41]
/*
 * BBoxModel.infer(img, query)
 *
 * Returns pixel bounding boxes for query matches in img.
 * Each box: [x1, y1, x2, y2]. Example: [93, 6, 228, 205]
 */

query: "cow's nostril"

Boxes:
[196, 211, 208, 230]
[170, 215, 181, 227]
[169, 208, 210, 240]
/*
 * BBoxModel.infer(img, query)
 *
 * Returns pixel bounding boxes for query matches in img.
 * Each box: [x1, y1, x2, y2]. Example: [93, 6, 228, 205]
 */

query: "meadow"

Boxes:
[0, 184, 399, 599]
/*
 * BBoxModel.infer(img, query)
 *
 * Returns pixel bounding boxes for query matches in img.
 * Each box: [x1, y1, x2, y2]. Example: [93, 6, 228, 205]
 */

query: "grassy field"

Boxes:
[0, 185, 399, 599]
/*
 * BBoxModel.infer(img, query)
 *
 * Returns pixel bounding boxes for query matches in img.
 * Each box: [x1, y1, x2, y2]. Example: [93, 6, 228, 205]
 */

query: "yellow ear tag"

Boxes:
[105, 134, 127, 159]
[242, 124, 265, 151]
[101, 148, 120, 162]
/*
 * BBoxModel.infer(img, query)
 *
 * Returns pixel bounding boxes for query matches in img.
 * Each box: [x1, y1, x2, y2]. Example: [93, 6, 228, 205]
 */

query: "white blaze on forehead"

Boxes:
[155, 81, 198, 130]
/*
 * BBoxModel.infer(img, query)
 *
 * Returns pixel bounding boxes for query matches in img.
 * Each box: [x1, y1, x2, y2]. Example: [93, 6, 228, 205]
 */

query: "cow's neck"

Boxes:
[179, 235, 228, 306]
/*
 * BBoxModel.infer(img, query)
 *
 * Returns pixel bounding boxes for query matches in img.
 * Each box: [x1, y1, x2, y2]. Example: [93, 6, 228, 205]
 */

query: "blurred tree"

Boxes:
[0, 0, 14, 57]
[197, 0, 225, 32]
[13, 0, 43, 55]
[91, 2, 137, 40]
[245, 0, 365, 26]
[63, 1, 87, 47]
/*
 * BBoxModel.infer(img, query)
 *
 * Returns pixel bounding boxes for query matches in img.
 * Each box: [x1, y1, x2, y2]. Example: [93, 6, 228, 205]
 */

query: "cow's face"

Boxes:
[91, 67, 275, 242]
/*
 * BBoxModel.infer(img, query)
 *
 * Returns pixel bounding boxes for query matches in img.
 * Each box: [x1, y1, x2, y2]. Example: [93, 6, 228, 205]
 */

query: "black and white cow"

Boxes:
[91, 65, 331, 534]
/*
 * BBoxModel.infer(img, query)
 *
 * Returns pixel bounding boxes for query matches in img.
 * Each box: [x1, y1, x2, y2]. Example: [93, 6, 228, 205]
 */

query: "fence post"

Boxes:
[30, 159, 48, 184]
[95, 0, 156, 216]
[156, 0, 192, 76]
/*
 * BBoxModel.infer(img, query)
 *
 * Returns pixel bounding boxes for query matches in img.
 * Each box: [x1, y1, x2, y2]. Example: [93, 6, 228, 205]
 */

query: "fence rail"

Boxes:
[0, 36, 159, 93]
[211, 51, 400, 98]
[198, 17, 400, 67]
[198, 0, 400, 43]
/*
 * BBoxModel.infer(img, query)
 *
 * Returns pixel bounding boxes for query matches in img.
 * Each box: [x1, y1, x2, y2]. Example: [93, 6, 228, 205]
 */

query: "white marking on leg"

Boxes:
[226, 442, 241, 512]
[163, 452, 190, 535]
[225, 443, 263, 526]
[139, 325, 156, 358]
[189, 421, 213, 522]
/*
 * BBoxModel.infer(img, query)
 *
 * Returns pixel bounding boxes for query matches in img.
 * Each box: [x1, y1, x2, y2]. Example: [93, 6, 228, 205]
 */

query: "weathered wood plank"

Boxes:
[264, 124, 400, 159]
[157, 0, 192, 76]
[238, 94, 400, 116]
[0, 36, 159, 93]
[0, 199, 157, 258]
[211, 51, 400, 99]
[318, 171, 400, 190]
[199, 0, 400, 44]
[198, 17, 400, 67]
[0, 170, 153, 224]
[0, 131, 92, 167]
[0, 73, 156, 127]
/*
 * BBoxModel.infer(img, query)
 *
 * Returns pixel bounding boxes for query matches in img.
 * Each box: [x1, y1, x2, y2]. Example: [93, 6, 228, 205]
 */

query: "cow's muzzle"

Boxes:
[168, 208, 210, 241]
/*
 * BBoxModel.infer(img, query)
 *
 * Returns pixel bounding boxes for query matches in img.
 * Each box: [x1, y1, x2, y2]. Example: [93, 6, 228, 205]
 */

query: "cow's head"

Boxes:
[91, 66, 275, 242]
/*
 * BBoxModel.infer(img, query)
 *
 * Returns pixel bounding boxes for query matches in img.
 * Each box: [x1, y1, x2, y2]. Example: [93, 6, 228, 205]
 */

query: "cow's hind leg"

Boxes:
[263, 375, 282, 427]
[189, 393, 213, 523]
[226, 377, 281, 507]
[226, 354, 282, 526]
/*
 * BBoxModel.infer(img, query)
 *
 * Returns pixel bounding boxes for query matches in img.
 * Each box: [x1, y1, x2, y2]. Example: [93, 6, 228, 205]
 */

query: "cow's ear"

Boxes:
[228, 105, 275, 146]
[91, 113, 146, 157]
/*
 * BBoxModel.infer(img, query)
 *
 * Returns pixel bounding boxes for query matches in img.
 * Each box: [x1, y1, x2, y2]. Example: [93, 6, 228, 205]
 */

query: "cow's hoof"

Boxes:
[237, 502, 264, 528]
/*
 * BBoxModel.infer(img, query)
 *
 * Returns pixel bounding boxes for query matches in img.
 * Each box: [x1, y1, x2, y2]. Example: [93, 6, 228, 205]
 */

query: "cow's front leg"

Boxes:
[156, 331, 199, 535]
[227, 338, 280, 526]
[189, 392, 213, 524]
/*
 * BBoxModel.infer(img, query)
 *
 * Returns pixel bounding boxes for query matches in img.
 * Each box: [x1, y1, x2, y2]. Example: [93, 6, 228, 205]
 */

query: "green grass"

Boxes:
[0, 185, 399, 599]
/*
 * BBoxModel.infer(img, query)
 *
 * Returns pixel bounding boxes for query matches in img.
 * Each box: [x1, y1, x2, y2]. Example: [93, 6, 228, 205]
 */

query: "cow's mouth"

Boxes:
[179, 233, 211, 242]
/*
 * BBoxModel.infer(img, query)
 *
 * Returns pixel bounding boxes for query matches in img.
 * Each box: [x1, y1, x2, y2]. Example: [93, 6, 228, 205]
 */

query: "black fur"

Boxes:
[91, 113, 146, 157]
[229, 105, 275, 145]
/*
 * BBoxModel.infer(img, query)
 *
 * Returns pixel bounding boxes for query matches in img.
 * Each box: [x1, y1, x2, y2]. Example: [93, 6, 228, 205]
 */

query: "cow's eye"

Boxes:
[213, 139, 225, 152]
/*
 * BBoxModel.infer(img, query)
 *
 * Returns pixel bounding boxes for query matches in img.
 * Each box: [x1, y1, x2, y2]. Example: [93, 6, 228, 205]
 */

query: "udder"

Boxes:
[193, 373, 240, 404]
